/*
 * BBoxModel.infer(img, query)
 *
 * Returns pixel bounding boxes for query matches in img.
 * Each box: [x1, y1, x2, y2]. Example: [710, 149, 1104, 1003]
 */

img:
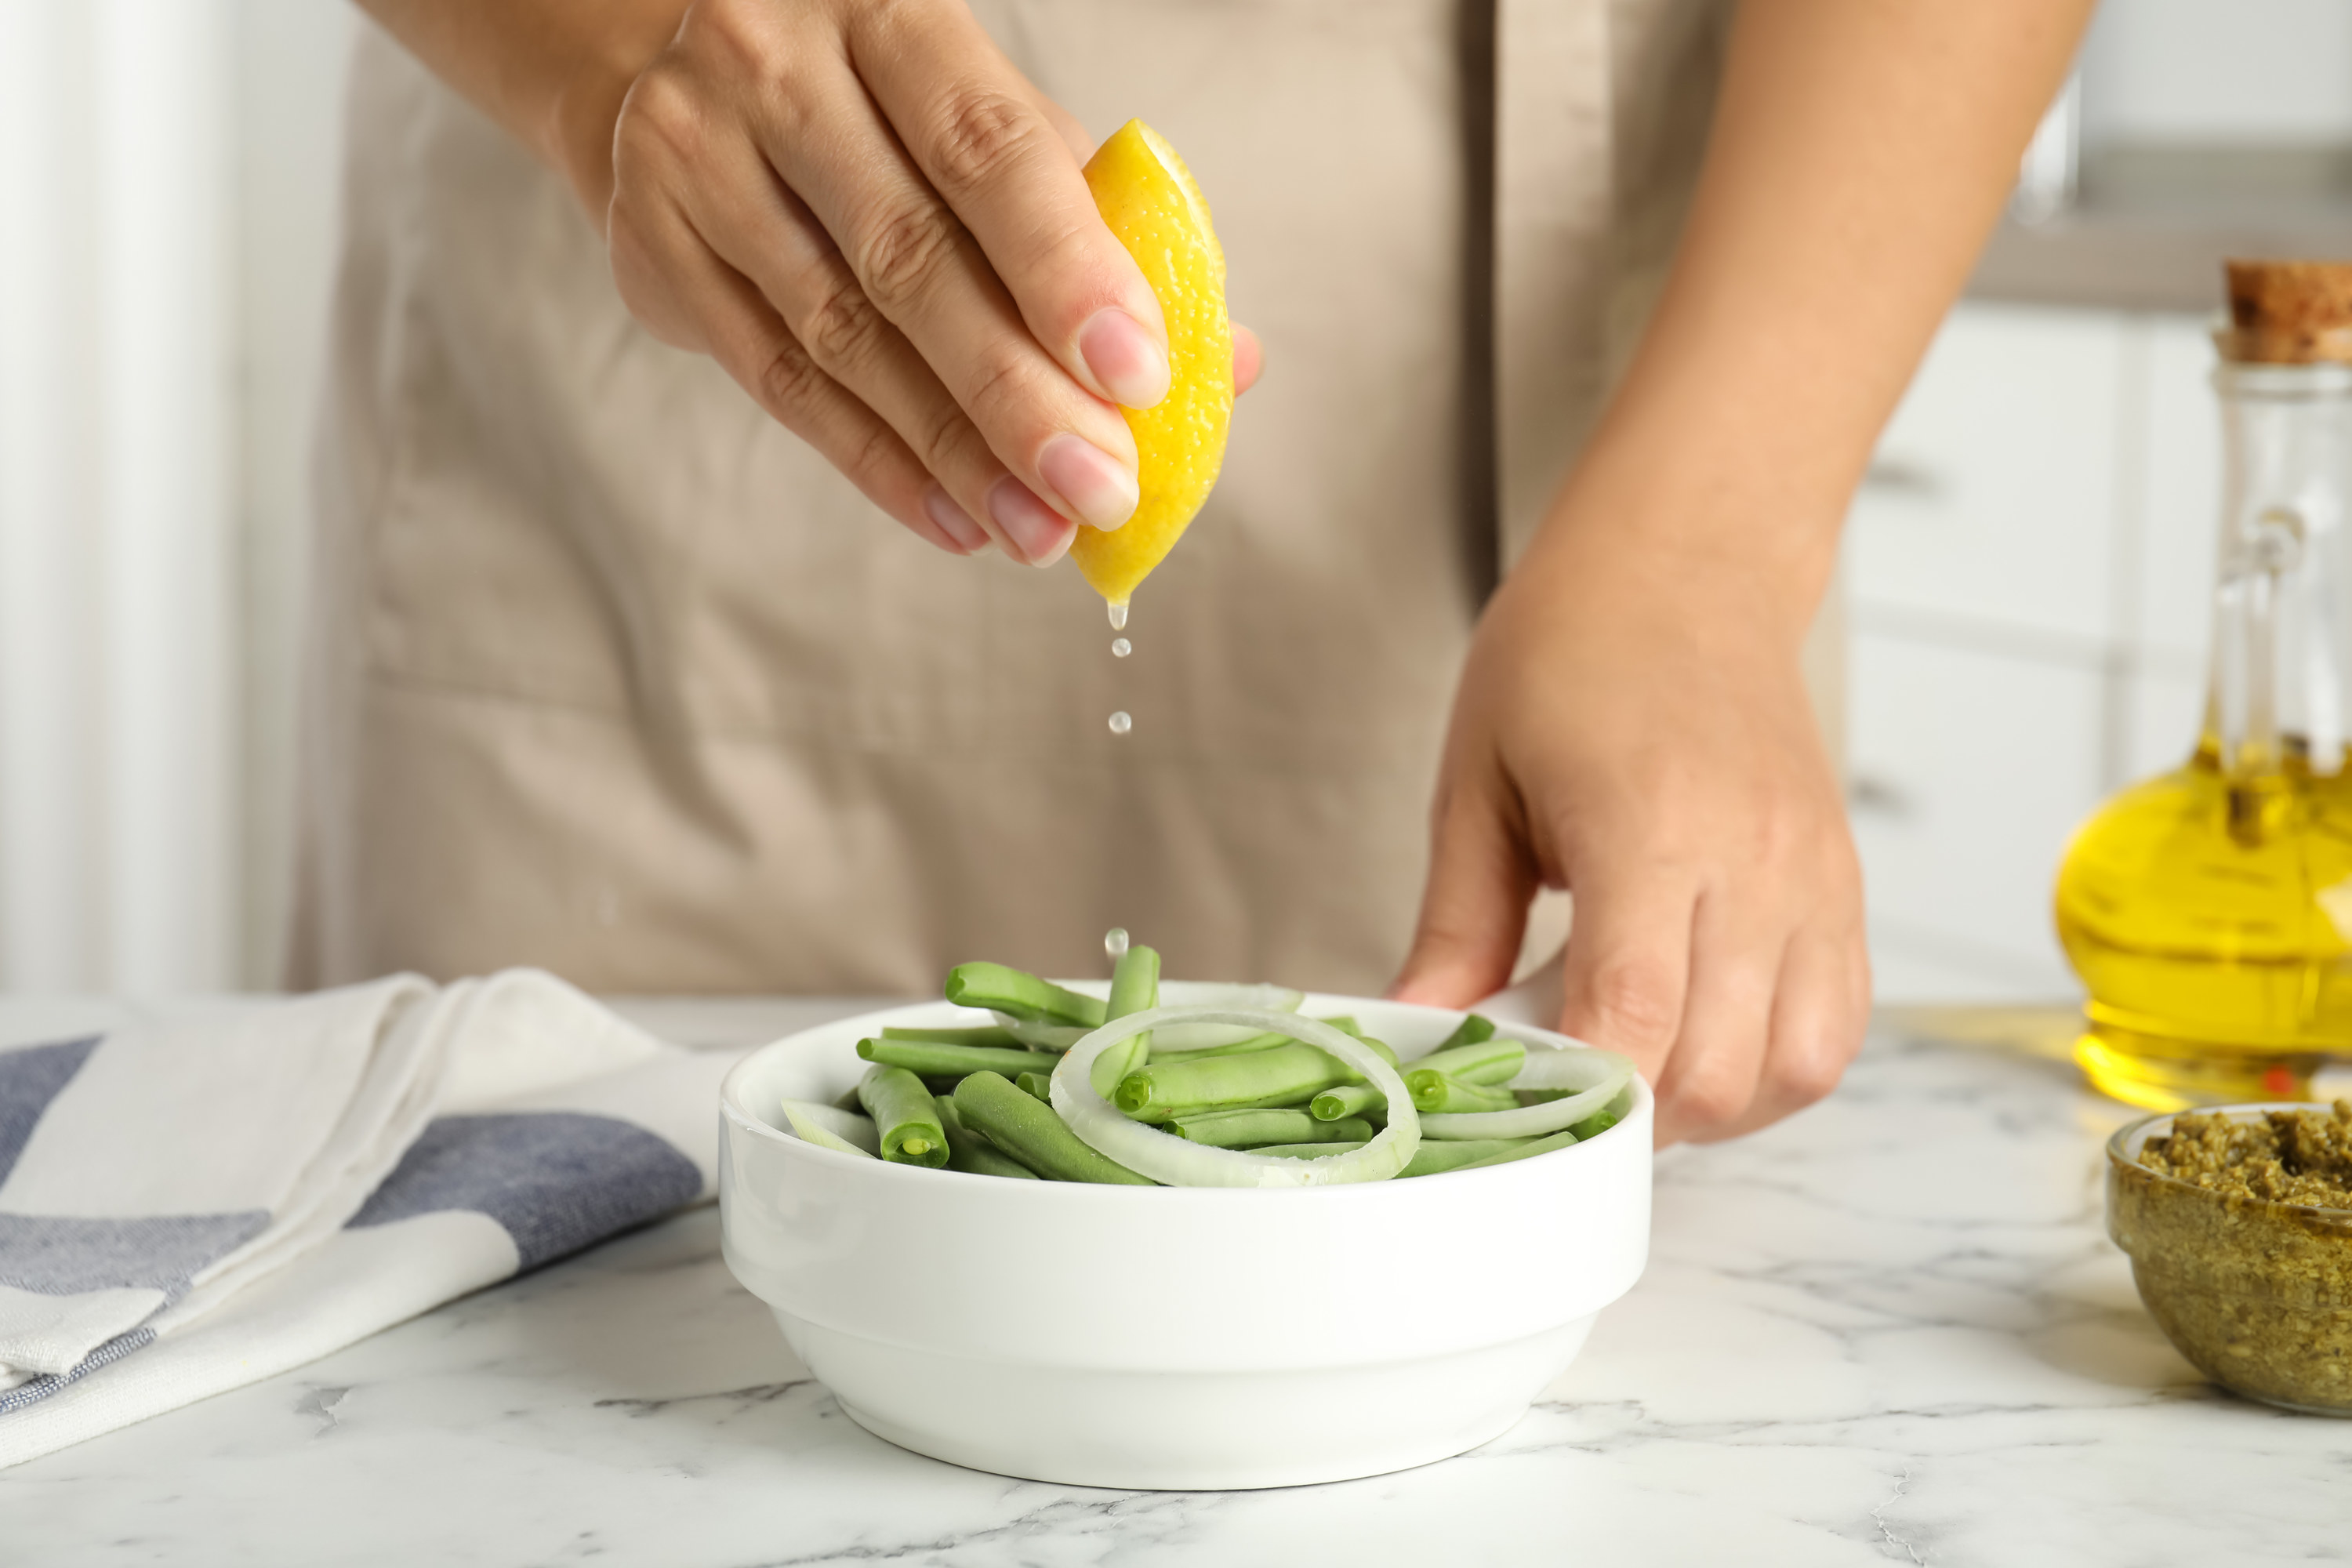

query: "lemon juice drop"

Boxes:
[1105, 927, 1130, 963]
[1108, 711, 1133, 736]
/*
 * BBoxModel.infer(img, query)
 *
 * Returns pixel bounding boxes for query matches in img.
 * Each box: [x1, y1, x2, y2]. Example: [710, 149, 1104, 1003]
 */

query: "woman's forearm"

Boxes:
[1535, 0, 2096, 629]
[354, 0, 688, 216]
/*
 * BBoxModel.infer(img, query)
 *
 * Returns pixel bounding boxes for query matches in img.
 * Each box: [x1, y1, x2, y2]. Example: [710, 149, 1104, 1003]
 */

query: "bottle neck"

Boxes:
[2205, 361, 2352, 785]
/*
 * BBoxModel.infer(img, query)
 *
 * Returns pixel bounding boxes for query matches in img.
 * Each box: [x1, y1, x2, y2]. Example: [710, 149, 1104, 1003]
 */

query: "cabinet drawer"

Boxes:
[1849, 633, 2103, 992]
[1850, 304, 2127, 645]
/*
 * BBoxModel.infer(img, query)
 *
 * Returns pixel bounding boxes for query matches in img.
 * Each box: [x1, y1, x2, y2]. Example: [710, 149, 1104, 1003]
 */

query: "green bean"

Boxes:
[1436, 1013, 1497, 1051]
[935, 1098, 1040, 1180]
[1452, 1127, 1581, 1170]
[1169, 1109, 1374, 1148]
[1399, 1138, 1535, 1178]
[1250, 1142, 1368, 1160]
[1145, 1030, 1290, 1066]
[1406, 1038, 1524, 1087]
[858, 1038, 1061, 1080]
[1113, 1036, 1399, 1122]
[1091, 944, 1160, 1096]
[942, 963, 1106, 1027]
[1310, 1083, 1386, 1122]
[855, 1065, 949, 1167]
[1569, 1094, 1628, 1141]
[953, 1072, 1156, 1185]
[881, 1024, 1023, 1047]
[1016, 1070, 1054, 1102]
[1407, 1073, 1520, 1114]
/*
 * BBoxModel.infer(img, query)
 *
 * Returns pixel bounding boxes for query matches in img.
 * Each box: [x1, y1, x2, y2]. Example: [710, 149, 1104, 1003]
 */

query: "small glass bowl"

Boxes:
[2107, 1104, 2352, 1415]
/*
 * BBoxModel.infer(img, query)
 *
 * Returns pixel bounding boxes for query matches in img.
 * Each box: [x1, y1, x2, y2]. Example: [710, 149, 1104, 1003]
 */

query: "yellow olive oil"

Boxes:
[2055, 739, 2352, 1108]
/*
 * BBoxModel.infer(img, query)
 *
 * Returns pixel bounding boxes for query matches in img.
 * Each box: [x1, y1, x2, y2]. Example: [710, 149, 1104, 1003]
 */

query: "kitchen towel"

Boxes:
[0, 971, 736, 1468]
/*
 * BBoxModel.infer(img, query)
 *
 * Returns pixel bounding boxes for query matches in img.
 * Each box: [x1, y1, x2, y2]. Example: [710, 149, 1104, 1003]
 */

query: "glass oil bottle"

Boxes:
[2056, 261, 2352, 1109]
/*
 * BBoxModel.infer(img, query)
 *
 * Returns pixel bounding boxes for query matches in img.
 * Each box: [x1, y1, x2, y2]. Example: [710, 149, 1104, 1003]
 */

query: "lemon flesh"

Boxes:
[1071, 121, 1232, 608]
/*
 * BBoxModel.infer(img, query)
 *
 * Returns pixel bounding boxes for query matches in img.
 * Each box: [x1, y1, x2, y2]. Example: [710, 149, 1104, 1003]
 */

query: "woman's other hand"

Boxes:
[1390, 539, 1869, 1146]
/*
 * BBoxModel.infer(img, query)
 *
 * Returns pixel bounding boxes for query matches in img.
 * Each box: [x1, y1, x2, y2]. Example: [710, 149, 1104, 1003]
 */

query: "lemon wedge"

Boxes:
[1071, 120, 1232, 608]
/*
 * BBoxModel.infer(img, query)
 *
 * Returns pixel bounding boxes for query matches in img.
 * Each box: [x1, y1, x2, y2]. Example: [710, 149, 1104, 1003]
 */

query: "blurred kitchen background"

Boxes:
[1, 1, 2347, 997]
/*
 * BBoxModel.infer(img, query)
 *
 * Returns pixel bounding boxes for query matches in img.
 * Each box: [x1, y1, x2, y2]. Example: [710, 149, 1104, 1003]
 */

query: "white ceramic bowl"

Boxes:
[718, 994, 1651, 1490]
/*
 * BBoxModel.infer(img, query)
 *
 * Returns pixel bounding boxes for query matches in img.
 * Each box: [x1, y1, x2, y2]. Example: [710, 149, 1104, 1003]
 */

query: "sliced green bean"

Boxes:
[1406, 1038, 1524, 1087]
[855, 1064, 949, 1167]
[953, 1072, 1156, 1185]
[1114, 1036, 1399, 1122]
[1310, 1082, 1386, 1122]
[1407, 1072, 1520, 1114]
[1145, 1030, 1290, 1066]
[1569, 1091, 1630, 1142]
[1453, 1127, 1581, 1170]
[1169, 1109, 1374, 1148]
[1092, 944, 1160, 1096]
[1015, 1070, 1054, 1103]
[1436, 1013, 1497, 1051]
[1250, 1141, 1369, 1160]
[1399, 1138, 1536, 1178]
[942, 963, 1106, 1027]
[858, 1037, 1061, 1080]
[881, 1024, 1023, 1047]
[935, 1098, 1040, 1180]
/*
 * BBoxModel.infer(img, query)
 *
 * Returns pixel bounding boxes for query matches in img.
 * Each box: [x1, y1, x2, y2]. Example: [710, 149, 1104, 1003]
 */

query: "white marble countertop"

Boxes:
[11, 997, 2350, 1566]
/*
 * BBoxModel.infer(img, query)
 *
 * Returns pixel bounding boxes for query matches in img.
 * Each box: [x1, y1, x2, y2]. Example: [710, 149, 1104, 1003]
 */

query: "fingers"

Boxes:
[748, 56, 1142, 543]
[1551, 853, 1697, 1093]
[848, 0, 1171, 412]
[1720, 921, 1870, 1140]
[1650, 889, 1784, 1145]
[1639, 902, 1867, 1146]
[1391, 768, 1537, 1010]
[1232, 324, 1264, 396]
[676, 133, 1076, 563]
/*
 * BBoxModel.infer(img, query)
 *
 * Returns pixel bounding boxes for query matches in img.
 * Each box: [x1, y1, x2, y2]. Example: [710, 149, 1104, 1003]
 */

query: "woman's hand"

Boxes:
[364, 0, 1261, 564]
[1389, 536, 1868, 1145]
[600, 0, 1184, 562]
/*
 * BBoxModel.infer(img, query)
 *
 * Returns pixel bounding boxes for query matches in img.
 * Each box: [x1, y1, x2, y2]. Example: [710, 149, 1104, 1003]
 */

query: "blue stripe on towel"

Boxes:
[0, 1038, 102, 1188]
[0, 1327, 154, 1416]
[349, 1113, 702, 1271]
[0, 1211, 270, 1301]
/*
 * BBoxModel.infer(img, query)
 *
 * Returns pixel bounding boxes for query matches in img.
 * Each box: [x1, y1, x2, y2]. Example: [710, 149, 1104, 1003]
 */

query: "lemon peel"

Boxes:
[1071, 120, 1232, 608]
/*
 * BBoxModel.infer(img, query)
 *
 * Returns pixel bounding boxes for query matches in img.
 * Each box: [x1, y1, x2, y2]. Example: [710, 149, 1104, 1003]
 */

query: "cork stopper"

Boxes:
[2221, 260, 2352, 365]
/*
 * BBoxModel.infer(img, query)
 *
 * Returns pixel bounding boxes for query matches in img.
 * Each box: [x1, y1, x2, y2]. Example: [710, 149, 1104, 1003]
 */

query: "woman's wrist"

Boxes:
[545, 3, 689, 222]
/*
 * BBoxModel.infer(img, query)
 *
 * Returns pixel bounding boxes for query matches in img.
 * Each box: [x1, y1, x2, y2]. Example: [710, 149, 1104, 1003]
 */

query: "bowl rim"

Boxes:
[720, 992, 1653, 1200]
[2107, 1100, 2352, 1223]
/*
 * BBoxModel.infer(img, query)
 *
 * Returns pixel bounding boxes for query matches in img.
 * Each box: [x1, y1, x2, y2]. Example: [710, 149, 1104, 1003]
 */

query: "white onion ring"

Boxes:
[780, 1099, 879, 1157]
[1417, 1041, 1636, 1140]
[1052, 1006, 1420, 1187]
[996, 982, 1304, 1051]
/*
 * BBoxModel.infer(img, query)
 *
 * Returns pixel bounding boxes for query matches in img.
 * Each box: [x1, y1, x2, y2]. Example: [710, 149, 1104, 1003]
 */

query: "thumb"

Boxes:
[1389, 778, 1537, 1008]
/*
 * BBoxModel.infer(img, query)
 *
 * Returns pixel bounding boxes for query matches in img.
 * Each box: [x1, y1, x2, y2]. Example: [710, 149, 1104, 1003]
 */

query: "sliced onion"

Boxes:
[994, 982, 1305, 1051]
[780, 1099, 879, 1158]
[1417, 1041, 1637, 1140]
[1051, 1007, 1419, 1187]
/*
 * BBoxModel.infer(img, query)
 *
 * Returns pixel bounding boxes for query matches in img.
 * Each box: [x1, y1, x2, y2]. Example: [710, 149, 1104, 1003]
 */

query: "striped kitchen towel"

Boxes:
[0, 971, 735, 1467]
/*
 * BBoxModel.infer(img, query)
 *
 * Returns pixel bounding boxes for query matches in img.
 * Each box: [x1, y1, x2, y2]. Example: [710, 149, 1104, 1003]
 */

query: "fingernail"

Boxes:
[987, 477, 1076, 567]
[1036, 434, 1139, 531]
[923, 485, 989, 553]
[1078, 309, 1170, 408]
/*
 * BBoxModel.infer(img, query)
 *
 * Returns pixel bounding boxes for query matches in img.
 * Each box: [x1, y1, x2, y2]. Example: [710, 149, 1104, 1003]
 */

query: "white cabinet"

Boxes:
[1849, 303, 2221, 1002]
[1851, 306, 2129, 647]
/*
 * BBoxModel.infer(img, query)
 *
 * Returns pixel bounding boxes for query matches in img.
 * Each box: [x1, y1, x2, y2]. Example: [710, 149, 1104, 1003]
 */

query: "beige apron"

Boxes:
[289, 0, 1744, 996]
